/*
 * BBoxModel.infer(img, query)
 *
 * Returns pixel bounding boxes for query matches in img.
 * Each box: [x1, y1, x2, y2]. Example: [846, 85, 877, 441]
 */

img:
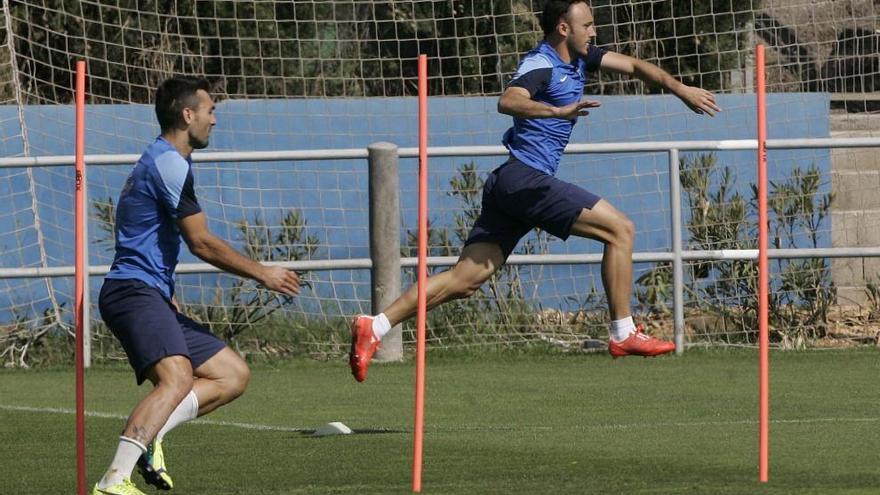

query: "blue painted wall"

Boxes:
[0, 93, 831, 319]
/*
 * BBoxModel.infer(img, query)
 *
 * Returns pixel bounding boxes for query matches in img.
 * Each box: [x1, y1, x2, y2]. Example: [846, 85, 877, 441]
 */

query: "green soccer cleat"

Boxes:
[91, 479, 146, 495]
[137, 439, 173, 490]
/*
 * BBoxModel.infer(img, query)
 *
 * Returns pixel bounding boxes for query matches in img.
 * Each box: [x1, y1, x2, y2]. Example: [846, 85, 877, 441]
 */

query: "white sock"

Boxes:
[98, 436, 146, 488]
[610, 316, 636, 342]
[156, 390, 199, 442]
[372, 313, 392, 340]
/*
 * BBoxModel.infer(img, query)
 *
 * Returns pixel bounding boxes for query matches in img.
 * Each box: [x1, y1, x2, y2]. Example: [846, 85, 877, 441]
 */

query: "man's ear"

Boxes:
[182, 107, 194, 125]
[557, 18, 570, 37]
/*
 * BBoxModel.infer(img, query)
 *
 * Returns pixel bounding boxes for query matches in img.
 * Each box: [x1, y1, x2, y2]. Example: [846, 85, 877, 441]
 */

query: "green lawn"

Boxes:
[1, 348, 879, 494]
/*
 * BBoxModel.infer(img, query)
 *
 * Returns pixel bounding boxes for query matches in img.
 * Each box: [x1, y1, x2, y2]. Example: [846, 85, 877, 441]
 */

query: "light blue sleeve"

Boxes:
[511, 53, 553, 83]
[153, 151, 189, 216]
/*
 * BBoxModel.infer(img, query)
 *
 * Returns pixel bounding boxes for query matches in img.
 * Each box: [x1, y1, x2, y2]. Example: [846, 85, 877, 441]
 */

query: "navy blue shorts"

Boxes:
[98, 278, 226, 385]
[464, 158, 602, 258]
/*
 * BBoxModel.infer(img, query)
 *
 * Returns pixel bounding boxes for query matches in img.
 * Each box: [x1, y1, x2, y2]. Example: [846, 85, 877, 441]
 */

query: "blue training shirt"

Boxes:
[106, 136, 202, 300]
[502, 41, 606, 176]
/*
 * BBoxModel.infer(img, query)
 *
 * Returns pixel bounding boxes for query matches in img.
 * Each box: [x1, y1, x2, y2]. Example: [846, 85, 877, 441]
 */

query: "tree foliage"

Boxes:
[589, 0, 756, 94]
[637, 153, 835, 346]
[5, 0, 753, 103]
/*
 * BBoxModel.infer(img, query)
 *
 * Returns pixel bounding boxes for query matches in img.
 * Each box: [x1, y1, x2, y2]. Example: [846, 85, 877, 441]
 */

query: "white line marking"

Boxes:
[0, 404, 311, 432]
[2, 403, 879, 433]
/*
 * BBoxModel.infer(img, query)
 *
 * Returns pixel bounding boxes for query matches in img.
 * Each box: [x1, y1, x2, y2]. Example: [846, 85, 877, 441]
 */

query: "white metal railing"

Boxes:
[2, 136, 880, 362]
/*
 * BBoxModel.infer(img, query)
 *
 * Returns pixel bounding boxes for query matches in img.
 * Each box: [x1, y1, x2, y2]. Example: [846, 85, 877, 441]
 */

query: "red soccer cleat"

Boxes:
[608, 324, 675, 358]
[349, 315, 380, 382]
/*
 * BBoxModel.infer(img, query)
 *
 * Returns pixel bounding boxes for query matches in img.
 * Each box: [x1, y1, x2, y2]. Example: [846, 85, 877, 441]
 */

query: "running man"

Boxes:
[349, 0, 720, 382]
[93, 76, 301, 494]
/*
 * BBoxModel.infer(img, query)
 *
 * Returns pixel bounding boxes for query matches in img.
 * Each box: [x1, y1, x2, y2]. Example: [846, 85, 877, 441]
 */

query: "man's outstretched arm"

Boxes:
[178, 212, 301, 296]
[599, 51, 722, 116]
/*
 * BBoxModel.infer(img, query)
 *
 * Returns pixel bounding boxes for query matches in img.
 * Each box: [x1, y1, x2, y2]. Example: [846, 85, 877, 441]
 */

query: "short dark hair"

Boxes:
[154, 76, 211, 132]
[541, 0, 587, 37]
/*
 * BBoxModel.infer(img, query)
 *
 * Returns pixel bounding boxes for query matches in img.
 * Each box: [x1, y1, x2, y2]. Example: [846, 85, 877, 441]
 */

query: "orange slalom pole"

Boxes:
[74, 60, 87, 495]
[412, 54, 428, 493]
[756, 44, 770, 483]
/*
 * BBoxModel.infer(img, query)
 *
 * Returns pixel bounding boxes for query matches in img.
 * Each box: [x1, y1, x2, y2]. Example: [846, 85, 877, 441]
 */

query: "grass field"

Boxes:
[1, 348, 879, 494]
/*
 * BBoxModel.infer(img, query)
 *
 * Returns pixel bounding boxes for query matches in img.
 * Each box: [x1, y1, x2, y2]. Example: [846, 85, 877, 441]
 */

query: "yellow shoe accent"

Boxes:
[92, 478, 146, 495]
[137, 439, 173, 490]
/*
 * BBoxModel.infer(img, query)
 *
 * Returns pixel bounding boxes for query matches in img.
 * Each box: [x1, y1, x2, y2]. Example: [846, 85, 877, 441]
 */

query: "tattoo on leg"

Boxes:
[130, 425, 150, 444]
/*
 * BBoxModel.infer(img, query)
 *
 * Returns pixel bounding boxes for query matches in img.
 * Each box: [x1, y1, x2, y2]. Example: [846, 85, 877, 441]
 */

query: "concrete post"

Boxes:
[368, 142, 403, 361]
[669, 149, 685, 355]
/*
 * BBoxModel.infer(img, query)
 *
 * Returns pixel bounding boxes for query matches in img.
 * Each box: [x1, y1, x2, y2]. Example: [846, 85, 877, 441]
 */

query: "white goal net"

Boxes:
[0, 0, 878, 365]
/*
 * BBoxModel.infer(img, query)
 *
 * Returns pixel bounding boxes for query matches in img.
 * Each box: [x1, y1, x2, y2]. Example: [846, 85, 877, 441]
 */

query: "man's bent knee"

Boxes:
[603, 209, 635, 249]
[225, 361, 251, 400]
[148, 355, 194, 399]
[197, 349, 251, 402]
[617, 217, 636, 246]
[448, 267, 491, 300]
